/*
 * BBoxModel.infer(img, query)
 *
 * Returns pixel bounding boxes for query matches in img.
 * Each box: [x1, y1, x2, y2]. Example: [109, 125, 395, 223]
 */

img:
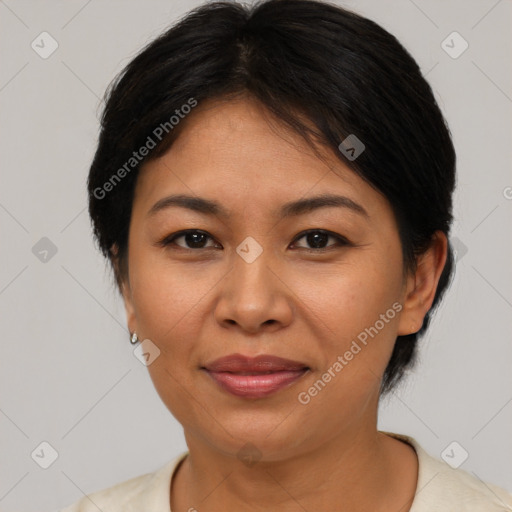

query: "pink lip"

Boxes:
[202, 354, 309, 399]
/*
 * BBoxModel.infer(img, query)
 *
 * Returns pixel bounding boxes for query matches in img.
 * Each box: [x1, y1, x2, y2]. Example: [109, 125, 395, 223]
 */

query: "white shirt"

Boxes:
[60, 432, 512, 511]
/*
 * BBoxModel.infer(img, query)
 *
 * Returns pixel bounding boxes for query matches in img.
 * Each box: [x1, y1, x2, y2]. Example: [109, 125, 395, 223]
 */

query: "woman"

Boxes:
[61, 0, 512, 510]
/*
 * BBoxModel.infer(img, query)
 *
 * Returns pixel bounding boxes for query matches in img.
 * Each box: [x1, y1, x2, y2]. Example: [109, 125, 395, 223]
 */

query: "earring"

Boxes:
[130, 331, 139, 344]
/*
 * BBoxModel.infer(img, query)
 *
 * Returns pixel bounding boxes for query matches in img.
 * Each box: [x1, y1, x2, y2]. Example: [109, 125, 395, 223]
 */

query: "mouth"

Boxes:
[202, 353, 310, 399]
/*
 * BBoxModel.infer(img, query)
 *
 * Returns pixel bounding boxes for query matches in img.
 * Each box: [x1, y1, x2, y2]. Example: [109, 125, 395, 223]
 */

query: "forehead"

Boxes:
[134, 97, 390, 223]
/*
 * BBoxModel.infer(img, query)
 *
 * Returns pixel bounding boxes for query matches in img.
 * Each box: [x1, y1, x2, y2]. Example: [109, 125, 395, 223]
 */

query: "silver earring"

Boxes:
[130, 331, 139, 344]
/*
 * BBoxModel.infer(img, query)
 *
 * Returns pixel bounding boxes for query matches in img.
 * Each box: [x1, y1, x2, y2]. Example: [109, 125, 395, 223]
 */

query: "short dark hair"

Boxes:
[88, 0, 456, 395]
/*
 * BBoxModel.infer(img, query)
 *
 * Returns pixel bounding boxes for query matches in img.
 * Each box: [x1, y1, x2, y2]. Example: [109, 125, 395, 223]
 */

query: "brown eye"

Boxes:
[292, 230, 349, 251]
[160, 230, 219, 250]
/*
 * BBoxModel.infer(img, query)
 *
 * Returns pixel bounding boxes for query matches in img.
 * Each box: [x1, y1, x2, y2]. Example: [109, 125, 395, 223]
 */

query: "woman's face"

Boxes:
[121, 96, 430, 460]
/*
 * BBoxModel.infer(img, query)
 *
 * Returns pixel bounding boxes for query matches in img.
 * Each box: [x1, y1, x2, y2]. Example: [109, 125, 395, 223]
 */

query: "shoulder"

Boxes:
[59, 452, 188, 512]
[385, 432, 512, 512]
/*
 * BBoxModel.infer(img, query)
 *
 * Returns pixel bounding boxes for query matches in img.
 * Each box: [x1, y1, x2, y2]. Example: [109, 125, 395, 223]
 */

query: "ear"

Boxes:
[110, 244, 137, 335]
[397, 231, 448, 336]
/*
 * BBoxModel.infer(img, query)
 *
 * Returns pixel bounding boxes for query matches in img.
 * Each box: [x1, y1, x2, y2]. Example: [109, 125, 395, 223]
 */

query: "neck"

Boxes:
[171, 425, 418, 512]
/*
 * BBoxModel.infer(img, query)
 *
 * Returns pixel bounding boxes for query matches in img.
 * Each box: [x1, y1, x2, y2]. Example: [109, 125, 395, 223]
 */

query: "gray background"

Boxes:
[0, 0, 511, 510]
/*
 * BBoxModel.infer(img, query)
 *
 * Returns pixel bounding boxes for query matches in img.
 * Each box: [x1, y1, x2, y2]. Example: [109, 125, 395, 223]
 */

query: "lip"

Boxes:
[202, 354, 310, 399]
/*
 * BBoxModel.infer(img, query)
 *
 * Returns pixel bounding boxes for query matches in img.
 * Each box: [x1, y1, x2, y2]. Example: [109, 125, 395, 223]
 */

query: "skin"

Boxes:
[117, 95, 447, 511]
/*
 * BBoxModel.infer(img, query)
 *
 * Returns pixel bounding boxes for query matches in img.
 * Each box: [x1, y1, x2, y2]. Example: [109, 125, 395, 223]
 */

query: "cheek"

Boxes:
[290, 266, 402, 426]
[293, 257, 402, 334]
[128, 256, 215, 420]
[291, 256, 404, 397]
[130, 251, 218, 342]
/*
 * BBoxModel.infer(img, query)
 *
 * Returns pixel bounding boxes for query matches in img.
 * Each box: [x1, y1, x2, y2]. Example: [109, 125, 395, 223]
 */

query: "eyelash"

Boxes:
[157, 229, 351, 253]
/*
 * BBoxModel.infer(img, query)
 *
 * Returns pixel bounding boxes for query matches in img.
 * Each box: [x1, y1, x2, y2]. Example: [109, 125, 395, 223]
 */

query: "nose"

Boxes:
[214, 244, 293, 334]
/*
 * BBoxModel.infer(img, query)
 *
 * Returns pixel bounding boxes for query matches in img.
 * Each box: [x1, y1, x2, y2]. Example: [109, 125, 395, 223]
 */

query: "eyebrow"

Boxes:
[147, 193, 369, 219]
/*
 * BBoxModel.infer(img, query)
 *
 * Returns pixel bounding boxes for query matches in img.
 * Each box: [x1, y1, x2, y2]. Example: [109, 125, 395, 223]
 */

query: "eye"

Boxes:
[158, 228, 350, 252]
[291, 229, 350, 252]
[158, 230, 220, 250]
